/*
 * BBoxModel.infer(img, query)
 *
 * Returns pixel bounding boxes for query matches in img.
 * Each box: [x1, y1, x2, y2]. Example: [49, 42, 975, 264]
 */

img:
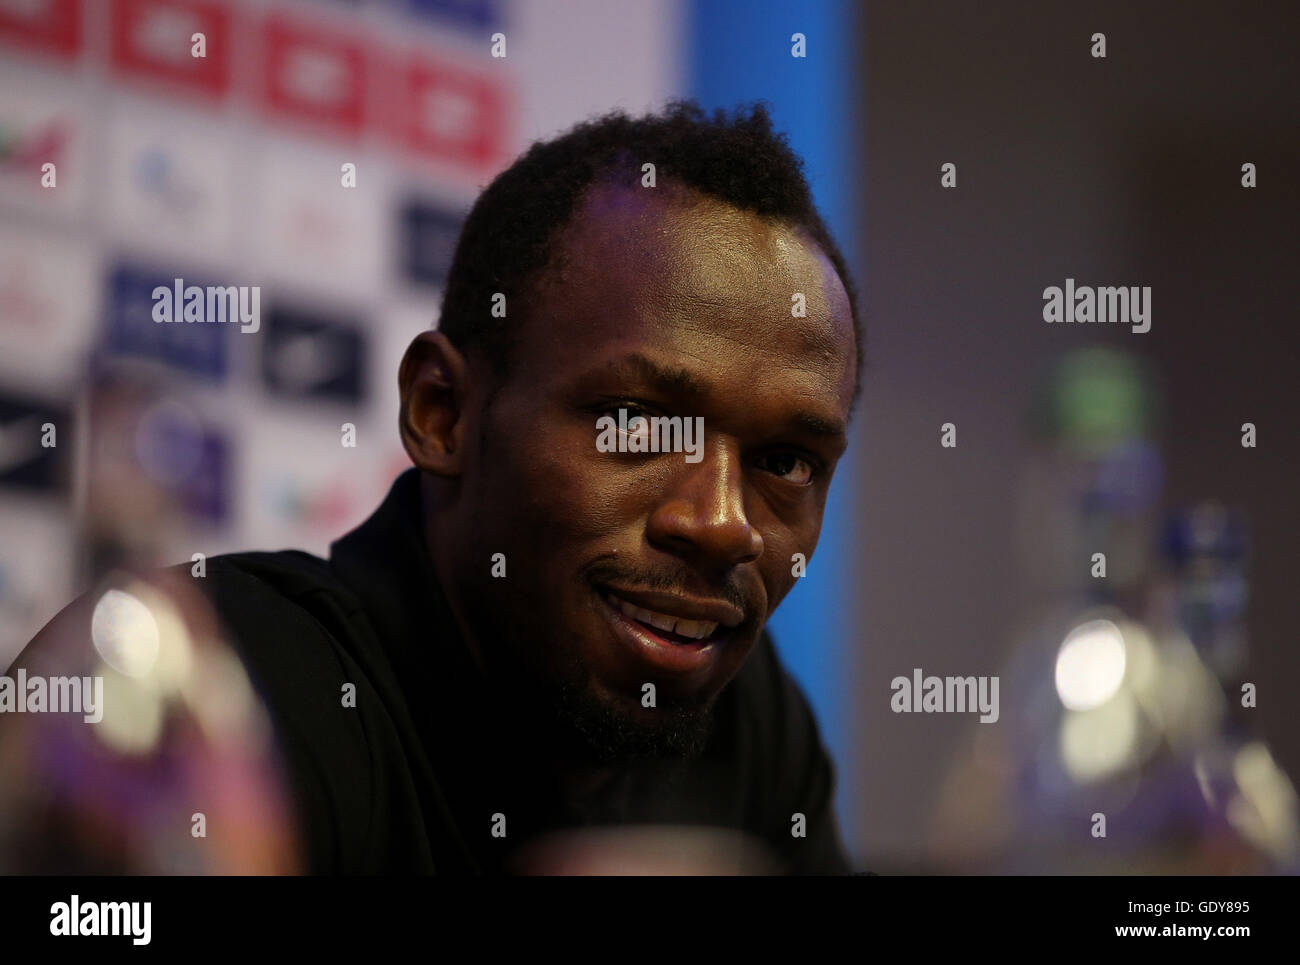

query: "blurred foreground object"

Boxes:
[0, 567, 300, 873]
[0, 363, 299, 873]
[512, 825, 780, 875]
[930, 349, 1298, 872]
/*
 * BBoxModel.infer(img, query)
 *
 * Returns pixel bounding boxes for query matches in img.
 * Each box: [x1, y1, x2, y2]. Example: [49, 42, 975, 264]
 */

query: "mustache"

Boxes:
[585, 560, 753, 616]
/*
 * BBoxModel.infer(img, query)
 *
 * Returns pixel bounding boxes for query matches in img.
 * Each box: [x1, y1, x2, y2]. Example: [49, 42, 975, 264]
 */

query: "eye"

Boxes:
[595, 402, 655, 443]
[601, 402, 650, 421]
[756, 451, 815, 485]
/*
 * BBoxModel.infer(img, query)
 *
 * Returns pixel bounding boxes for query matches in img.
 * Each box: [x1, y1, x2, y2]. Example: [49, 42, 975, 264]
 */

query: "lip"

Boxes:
[598, 590, 728, 677]
[599, 585, 744, 629]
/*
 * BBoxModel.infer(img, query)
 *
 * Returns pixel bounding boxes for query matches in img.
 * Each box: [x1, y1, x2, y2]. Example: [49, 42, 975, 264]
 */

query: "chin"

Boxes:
[554, 676, 719, 764]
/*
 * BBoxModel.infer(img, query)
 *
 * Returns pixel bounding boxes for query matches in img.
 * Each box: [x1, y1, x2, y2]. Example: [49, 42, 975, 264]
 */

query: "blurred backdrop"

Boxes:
[856, 0, 1300, 872]
[1, 0, 1297, 874]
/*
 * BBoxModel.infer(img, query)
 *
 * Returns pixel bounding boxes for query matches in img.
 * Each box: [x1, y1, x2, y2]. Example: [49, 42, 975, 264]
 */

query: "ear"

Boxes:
[399, 331, 471, 476]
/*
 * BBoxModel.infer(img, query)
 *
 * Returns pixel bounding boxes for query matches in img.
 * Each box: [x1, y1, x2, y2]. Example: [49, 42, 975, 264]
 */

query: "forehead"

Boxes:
[520, 182, 855, 405]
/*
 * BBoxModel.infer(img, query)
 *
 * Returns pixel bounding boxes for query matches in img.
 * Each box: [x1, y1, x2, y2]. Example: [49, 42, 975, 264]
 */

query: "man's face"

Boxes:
[452, 182, 855, 761]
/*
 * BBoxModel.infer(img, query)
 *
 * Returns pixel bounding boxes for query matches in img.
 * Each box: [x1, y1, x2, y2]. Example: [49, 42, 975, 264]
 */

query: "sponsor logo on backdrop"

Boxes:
[0, 114, 66, 172]
[124, 399, 232, 524]
[9, 3, 511, 177]
[134, 148, 203, 213]
[398, 52, 508, 169]
[261, 13, 366, 137]
[0, 0, 82, 60]
[105, 262, 228, 379]
[0, 82, 88, 214]
[107, 114, 236, 258]
[400, 198, 464, 288]
[240, 414, 372, 554]
[110, 0, 231, 98]
[0, 390, 66, 492]
[266, 474, 358, 532]
[261, 306, 366, 404]
[257, 147, 385, 293]
[0, 228, 96, 382]
[0, 252, 56, 334]
[406, 0, 505, 33]
[167, 422, 230, 525]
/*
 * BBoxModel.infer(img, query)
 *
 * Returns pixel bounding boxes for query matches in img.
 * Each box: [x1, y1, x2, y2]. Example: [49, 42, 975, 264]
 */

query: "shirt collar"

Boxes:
[328, 467, 487, 728]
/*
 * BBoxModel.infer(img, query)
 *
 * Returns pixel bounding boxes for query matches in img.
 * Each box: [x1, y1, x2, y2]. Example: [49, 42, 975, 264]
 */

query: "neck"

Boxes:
[421, 474, 489, 678]
[419, 473, 624, 805]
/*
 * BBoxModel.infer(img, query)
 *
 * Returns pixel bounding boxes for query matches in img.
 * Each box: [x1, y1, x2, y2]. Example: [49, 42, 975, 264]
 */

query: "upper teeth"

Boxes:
[610, 594, 718, 640]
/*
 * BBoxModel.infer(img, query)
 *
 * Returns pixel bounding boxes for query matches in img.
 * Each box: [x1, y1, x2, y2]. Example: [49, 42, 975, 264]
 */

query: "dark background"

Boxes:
[854, 0, 1299, 868]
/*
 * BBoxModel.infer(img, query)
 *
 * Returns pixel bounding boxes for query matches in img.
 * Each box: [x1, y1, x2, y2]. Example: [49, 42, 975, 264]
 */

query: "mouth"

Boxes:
[597, 586, 743, 677]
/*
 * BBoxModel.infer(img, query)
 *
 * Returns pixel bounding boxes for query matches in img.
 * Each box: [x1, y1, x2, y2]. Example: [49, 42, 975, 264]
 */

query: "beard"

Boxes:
[548, 660, 718, 764]
[464, 578, 719, 766]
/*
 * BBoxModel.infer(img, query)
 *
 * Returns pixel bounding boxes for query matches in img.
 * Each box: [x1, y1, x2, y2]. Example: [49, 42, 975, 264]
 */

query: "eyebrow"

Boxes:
[599, 352, 709, 398]
[788, 410, 847, 441]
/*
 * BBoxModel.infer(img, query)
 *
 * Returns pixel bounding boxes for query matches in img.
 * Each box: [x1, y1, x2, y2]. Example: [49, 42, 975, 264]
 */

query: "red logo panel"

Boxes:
[261, 14, 366, 137]
[110, 0, 231, 99]
[400, 54, 507, 170]
[0, 0, 82, 60]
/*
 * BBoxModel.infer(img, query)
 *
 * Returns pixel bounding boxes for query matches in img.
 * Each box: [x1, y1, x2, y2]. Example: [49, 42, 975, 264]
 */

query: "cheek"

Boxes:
[757, 533, 801, 613]
[490, 415, 629, 542]
[754, 504, 827, 609]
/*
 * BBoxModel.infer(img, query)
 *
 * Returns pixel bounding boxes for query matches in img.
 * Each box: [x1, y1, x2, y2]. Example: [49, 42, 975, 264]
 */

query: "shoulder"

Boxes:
[183, 551, 373, 720]
[184, 551, 389, 870]
[724, 629, 852, 874]
[195, 549, 347, 610]
[727, 629, 820, 762]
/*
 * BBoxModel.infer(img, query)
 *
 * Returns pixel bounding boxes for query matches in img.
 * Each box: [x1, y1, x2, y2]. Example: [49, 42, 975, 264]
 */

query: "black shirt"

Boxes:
[77, 469, 852, 874]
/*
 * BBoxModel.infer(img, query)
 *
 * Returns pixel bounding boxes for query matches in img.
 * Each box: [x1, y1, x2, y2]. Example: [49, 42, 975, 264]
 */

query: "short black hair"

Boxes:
[438, 98, 863, 407]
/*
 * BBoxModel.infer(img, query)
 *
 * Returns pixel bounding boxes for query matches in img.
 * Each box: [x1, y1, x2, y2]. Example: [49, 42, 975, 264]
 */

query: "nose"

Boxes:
[646, 440, 763, 569]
